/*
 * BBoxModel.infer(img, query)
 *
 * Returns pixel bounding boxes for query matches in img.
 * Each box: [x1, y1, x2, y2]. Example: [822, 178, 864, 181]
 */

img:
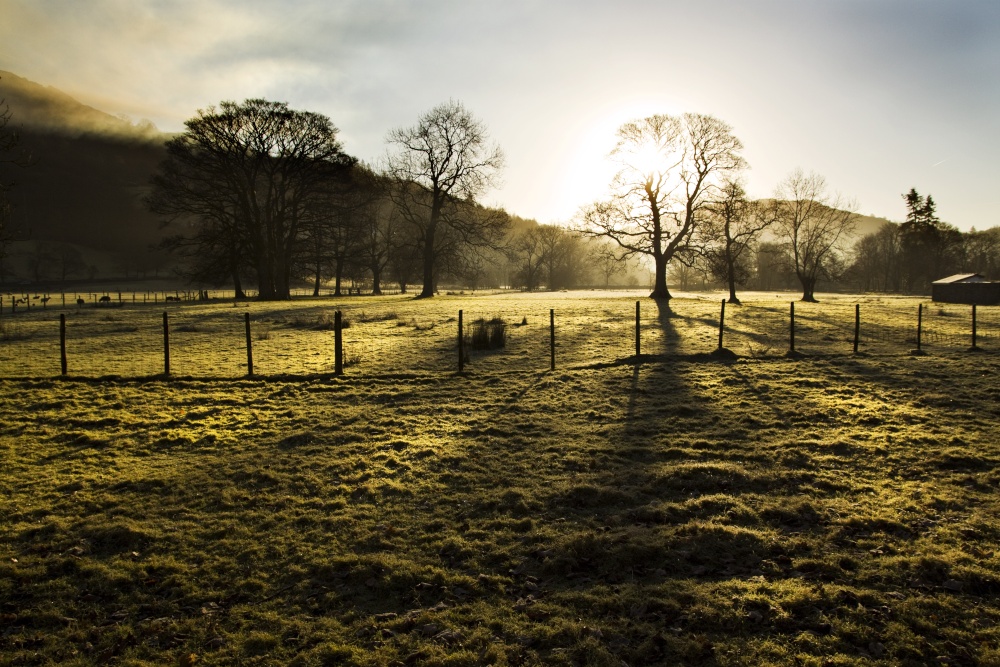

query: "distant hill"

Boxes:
[0, 71, 172, 283]
[852, 212, 896, 239]
[753, 199, 895, 246]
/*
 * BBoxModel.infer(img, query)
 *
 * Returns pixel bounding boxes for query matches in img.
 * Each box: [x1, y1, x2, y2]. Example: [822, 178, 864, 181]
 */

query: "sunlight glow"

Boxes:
[549, 98, 680, 223]
[623, 140, 666, 179]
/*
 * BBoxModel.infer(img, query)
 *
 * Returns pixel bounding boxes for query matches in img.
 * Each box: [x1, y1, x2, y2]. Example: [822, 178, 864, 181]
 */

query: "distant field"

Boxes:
[1, 292, 999, 666]
[0, 291, 996, 378]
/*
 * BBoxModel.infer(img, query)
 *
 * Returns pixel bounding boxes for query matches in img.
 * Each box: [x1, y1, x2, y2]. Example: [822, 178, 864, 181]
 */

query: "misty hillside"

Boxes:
[0, 71, 170, 276]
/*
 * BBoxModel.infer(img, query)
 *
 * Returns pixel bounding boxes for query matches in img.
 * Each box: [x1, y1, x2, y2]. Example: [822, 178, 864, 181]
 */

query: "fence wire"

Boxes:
[0, 294, 996, 379]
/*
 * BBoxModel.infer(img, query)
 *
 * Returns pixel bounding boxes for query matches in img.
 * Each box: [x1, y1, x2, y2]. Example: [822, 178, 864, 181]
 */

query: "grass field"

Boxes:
[2, 292, 999, 665]
[0, 291, 997, 378]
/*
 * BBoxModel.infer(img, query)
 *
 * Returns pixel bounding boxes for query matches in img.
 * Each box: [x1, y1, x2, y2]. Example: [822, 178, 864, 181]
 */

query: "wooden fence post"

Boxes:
[60, 314, 67, 376]
[244, 312, 254, 376]
[635, 301, 641, 357]
[853, 304, 860, 354]
[162, 312, 170, 376]
[458, 310, 465, 372]
[334, 310, 343, 375]
[718, 299, 726, 350]
[917, 303, 923, 352]
[550, 308, 555, 371]
[789, 302, 795, 353]
[972, 304, 978, 350]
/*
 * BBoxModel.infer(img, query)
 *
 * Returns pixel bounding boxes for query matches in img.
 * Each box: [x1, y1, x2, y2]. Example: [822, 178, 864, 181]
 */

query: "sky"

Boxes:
[2, 0, 999, 231]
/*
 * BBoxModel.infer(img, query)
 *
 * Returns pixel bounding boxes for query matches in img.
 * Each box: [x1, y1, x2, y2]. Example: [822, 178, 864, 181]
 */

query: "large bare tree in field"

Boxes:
[385, 100, 506, 298]
[773, 169, 857, 302]
[579, 113, 745, 301]
[149, 99, 354, 300]
[701, 179, 775, 304]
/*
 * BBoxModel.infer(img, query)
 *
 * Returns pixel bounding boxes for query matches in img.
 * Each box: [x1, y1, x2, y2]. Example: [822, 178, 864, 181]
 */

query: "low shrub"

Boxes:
[466, 316, 506, 351]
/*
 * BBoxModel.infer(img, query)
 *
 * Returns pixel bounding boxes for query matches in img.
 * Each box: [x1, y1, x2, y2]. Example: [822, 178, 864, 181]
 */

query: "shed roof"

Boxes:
[932, 273, 987, 284]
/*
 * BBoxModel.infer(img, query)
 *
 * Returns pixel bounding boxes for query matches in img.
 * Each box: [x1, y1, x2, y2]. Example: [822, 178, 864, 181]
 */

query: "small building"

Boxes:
[932, 273, 1000, 305]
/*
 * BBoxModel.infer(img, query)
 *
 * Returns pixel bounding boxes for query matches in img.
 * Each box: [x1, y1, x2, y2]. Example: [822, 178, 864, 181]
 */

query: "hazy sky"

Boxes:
[2, 0, 998, 230]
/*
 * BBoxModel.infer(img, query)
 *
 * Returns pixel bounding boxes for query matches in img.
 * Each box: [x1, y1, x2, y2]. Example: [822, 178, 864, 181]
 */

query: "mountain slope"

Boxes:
[0, 71, 170, 279]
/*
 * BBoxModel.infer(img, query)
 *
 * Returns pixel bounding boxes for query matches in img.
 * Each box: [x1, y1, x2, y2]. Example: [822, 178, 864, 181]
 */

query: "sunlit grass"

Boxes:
[0, 293, 998, 664]
[0, 291, 996, 379]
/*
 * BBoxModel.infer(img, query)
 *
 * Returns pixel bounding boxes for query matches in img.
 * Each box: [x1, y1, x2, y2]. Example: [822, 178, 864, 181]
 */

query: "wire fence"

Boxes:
[0, 293, 996, 379]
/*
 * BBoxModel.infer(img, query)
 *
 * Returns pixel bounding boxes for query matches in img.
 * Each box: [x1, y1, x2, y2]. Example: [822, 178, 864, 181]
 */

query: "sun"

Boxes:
[548, 99, 681, 221]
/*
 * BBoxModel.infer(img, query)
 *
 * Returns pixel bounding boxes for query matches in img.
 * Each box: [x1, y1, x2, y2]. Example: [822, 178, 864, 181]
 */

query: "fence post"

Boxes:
[789, 302, 795, 353]
[550, 308, 555, 371]
[718, 299, 726, 350]
[458, 310, 465, 372]
[917, 303, 923, 352]
[635, 301, 641, 357]
[853, 304, 860, 354]
[61, 294, 65, 308]
[60, 314, 67, 376]
[244, 312, 254, 376]
[334, 310, 343, 375]
[971, 304, 978, 350]
[162, 311, 170, 376]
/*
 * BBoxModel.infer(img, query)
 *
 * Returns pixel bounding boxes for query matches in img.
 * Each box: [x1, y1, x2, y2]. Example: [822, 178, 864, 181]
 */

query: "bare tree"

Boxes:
[149, 99, 354, 300]
[591, 240, 627, 288]
[700, 179, 775, 304]
[299, 165, 381, 296]
[535, 224, 569, 290]
[357, 180, 402, 295]
[772, 169, 857, 302]
[511, 226, 546, 290]
[385, 100, 507, 298]
[578, 113, 745, 301]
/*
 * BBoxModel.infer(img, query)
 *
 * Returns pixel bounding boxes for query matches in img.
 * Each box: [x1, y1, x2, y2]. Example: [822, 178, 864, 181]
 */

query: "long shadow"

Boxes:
[498, 297, 818, 662]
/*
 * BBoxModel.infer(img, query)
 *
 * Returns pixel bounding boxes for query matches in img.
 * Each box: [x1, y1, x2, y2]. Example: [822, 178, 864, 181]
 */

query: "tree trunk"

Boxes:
[256, 257, 275, 300]
[232, 269, 245, 300]
[800, 276, 817, 302]
[419, 246, 435, 298]
[312, 258, 322, 297]
[419, 206, 440, 298]
[371, 264, 382, 296]
[649, 254, 671, 300]
[726, 251, 740, 304]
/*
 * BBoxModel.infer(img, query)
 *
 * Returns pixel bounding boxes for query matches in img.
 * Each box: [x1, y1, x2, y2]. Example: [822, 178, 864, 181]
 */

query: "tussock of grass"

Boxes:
[0, 320, 29, 341]
[356, 311, 398, 323]
[466, 316, 507, 351]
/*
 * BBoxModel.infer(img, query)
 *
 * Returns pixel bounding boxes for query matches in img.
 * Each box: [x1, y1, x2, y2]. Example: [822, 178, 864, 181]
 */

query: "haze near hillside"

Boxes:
[0, 70, 897, 287]
[0, 71, 169, 275]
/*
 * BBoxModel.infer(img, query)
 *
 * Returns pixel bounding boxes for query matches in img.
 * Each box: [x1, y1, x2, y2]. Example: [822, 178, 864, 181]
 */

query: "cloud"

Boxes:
[2, 0, 999, 228]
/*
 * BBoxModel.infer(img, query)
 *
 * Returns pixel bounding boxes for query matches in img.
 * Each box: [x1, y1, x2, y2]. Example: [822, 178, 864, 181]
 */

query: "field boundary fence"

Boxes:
[0, 296, 996, 379]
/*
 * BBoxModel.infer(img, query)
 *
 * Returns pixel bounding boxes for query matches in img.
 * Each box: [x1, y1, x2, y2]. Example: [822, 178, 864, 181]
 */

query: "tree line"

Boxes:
[146, 98, 649, 300]
[669, 186, 1000, 299]
[135, 98, 998, 302]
